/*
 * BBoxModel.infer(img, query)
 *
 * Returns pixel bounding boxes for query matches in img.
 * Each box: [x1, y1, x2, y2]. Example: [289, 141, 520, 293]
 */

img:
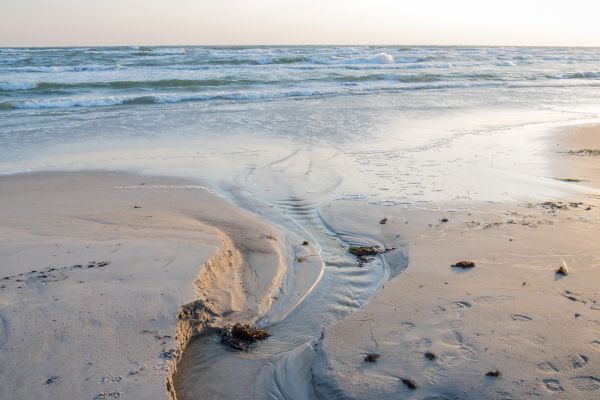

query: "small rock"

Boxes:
[401, 378, 418, 390]
[424, 351, 437, 360]
[556, 262, 569, 276]
[379, 218, 388, 224]
[46, 377, 58, 384]
[364, 353, 380, 363]
[302, 240, 309, 246]
[441, 218, 449, 223]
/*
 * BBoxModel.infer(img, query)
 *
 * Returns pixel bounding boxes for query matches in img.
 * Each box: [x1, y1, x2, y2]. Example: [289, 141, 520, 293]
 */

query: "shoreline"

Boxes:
[308, 124, 600, 398]
[1, 122, 599, 399]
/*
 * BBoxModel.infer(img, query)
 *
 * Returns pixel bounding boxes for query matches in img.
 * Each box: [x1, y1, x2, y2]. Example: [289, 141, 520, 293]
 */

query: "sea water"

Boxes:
[1, 46, 600, 203]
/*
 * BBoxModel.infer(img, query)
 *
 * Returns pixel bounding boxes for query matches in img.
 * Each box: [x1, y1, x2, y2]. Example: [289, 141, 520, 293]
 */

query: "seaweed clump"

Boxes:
[349, 246, 384, 265]
[568, 149, 600, 156]
[451, 261, 475, 269]
[220, 323, 270, 351]
[401, 378, 418, 390]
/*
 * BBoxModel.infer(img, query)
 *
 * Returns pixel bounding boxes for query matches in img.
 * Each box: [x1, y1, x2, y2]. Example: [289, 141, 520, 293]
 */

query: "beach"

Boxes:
[1, 46, 600, 399]
[0, 123, 598, 399]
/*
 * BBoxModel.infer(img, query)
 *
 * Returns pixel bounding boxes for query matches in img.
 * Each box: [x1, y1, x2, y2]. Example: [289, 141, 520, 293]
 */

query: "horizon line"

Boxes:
[2, 43, 600, 49]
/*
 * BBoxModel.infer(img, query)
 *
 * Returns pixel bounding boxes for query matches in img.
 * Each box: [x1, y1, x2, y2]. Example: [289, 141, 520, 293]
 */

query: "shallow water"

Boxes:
[1, 47, 600, 204]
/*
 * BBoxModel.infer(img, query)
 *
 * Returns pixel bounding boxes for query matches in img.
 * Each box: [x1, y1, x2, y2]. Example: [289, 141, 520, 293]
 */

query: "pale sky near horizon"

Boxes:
[2, 0, 600, 47]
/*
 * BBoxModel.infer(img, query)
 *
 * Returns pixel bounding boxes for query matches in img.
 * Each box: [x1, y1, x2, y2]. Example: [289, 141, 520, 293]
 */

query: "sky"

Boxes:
[2, 0, 600, 47]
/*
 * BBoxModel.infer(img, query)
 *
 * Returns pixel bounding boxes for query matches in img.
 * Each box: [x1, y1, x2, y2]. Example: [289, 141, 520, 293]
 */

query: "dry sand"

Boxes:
[1, 124, 599, 399]
[0, 172, 316, 400]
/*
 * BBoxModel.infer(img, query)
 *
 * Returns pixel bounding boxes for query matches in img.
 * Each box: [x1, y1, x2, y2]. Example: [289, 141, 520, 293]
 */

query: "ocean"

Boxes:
[1, 46, 599, 202]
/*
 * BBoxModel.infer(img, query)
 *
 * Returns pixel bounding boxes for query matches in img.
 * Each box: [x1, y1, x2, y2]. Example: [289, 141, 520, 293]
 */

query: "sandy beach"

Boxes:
[0, 123, 598, 399]
[0, 172, 304, 399]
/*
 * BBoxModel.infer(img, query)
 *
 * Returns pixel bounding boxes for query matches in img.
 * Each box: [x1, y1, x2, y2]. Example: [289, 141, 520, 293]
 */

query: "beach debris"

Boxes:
[451, 261, 475, 269]
[220, 323, 270, 351]
[133, 205, 141, 209]
[562, 290, 586, 303]
[401, 378, 418, 390]
[556, 261, 569, 276]
[486, 370, 501, 378]
[0, 261, 111, 288]
[540, 201, 568, 210]
[555, 177, 586, 183]
[349, 246, 383, 257]
[424, 351, 437, 361]
[159, 349, 177, 360]
[302, 240, 309, 246]
[348, 245, 385, 264]
[46, 376, 58, 385]
[568, 149, 600, 156]
[364, 353, 380, 362]
[93, 392, 121, 400]
[379, 217, 388, 224]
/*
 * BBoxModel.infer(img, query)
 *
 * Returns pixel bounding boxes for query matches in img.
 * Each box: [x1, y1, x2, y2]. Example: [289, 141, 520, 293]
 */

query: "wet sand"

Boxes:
[1, 124, 599, 399]
[312, 124, 600, 399]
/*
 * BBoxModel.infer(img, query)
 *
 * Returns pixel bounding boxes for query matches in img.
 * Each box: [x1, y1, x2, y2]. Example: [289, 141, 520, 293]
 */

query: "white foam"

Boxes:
[372, 53, 395, 64]
[0, 81, 36, 91]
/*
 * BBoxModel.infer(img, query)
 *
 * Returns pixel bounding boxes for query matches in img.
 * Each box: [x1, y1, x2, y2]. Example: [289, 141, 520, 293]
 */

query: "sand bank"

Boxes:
[0, 172, 317, 400]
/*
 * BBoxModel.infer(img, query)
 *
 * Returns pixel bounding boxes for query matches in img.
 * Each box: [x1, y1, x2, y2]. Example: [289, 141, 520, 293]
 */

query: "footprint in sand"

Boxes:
[567, 354, 589, 369]
[414, 338, 432, 351]
[474, 295, 514, 304]
[440, 330, 464, 347]
[438, 330, 479, 364]
[438, 351, 462, 366]
[433, 301, 472, 314]
[423, 364, 448, 385]
[543, 379, 565, 392]
[459, 343, 479, 361]
[401, 321, 416, 331]
[537, 361, 559, 373]
[569, 376, 600, 391]
[495, 391, 513, 400]
[511, 314, 533, 322]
